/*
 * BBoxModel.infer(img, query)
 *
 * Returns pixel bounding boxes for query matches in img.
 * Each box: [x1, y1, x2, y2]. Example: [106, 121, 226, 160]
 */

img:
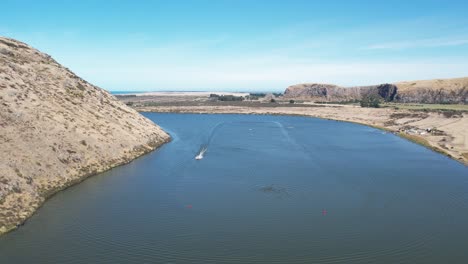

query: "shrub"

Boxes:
[442, 110, 459, 118]
[360, 93, 381, 108]
[249, 93, 266, 97]
[270, 98, 276, 103]
[218, 95, 244, 101]
[77, 82, 86, 91]
[289, 100, 295, 104]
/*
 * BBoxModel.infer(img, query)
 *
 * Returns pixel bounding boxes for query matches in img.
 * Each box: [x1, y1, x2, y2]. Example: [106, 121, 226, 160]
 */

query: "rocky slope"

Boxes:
[395, 77, 468, 103]
[283, 83, 362, 101]
[0, 37, 170, 235]
[284, 78, 467, 104]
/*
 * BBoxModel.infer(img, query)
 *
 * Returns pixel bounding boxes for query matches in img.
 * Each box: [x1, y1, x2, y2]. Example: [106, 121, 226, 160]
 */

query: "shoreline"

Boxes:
[2, 107, 465, 237]
[0, 137, 170, 236]
[136, 105, 468, 166]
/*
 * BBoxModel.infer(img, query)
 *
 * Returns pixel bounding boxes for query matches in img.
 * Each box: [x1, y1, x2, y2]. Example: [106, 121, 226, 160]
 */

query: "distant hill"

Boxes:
[394, 77, 468, 103]
[0, 37, 170, 235]
[284, 77, 468, 104]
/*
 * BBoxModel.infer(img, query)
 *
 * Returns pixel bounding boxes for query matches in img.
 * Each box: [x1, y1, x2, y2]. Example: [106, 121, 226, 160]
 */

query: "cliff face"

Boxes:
[284, 78, 466, 104]
[0, 37, 170, 235]
[284, 83, 363, 101]
[395, 78, 468, 103]
[284, 83, 398, 102]
[353, 84, 399, 102]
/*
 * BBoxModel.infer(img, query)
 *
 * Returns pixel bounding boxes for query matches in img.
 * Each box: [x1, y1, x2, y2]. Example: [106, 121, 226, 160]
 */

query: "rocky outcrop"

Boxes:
[354, 84, 398, 102]
[395, 78, 468, 103]
[284, 78, 466, 104]
[377, 84, 398, 101]
[0, 37, 170, 235]
[284, 83, 363, 101]
[284, 83, 398, 102]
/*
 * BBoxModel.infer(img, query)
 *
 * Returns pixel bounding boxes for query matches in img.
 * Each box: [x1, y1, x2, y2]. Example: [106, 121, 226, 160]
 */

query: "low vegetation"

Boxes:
[210, 94, 245, 101]
[360, 93, 381, 108]
[398, 133, 449, 156]
[315, 99, 360, 105]
[248, 93, 266, 100]
[383, 102, 468, 112]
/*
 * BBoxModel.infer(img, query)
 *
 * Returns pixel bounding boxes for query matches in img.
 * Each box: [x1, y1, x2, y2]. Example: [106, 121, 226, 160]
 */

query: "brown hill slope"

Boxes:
[283, 83, 361, 101]
[0, 37, 170, 235]
[395, 77, 468, 103]
[284, 77, 467, 103]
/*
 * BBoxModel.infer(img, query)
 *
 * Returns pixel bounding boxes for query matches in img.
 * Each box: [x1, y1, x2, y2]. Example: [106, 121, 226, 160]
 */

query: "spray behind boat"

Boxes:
[195, 146, 207, 160]
[194, 122, 226, 160]
[194, 121, 296, 160]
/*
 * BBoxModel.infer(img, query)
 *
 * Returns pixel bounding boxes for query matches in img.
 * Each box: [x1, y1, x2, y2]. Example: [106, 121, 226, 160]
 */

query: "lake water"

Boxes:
[1, 113, 467, 263]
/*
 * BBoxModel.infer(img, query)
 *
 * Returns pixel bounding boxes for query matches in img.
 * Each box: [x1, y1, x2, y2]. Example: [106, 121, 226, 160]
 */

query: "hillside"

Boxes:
[282, 83, 362, 101]
[0, 37, 170, 235]
[395, 77, 468, 103]
[284, 78, 467, 104]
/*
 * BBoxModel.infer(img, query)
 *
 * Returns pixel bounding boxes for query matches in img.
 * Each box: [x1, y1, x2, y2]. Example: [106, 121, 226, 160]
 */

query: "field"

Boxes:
[383, 103, 468, 112]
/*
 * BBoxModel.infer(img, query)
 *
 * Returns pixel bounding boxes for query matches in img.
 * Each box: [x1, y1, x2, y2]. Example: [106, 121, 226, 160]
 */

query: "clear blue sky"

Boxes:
[2, 0, 468, 92]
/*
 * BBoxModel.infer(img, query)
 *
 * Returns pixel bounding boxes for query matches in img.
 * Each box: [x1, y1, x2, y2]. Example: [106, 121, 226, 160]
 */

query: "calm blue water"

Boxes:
[1, 113, 467, 263]
[109, 91, 147, 95]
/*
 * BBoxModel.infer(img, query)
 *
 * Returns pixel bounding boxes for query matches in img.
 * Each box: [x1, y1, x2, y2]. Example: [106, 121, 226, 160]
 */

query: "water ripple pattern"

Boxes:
[1, 113, 467, 264]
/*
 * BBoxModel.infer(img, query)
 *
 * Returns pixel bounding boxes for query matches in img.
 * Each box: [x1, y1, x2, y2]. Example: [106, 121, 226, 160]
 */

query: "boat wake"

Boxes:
[194, 122, 227, 160]
[193, 120, 302, 161]
[195, 146, 207, 160]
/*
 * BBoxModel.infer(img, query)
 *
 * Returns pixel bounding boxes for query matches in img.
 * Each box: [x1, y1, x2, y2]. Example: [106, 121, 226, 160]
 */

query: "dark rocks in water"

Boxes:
[258, 185, 290, 198]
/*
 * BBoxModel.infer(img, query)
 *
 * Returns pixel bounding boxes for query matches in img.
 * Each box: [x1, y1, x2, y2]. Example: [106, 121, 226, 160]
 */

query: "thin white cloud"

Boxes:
[10, 18, 468, 91]
[77, 57, 468, 91]
[365, 38, 468, 50]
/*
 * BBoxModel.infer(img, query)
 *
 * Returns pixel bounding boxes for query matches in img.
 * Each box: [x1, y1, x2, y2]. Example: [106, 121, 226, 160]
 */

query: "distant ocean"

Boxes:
[109, 91, 148, 95]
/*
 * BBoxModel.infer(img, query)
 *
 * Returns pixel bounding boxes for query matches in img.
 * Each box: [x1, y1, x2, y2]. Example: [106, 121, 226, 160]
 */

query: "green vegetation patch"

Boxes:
[210, 94, 245, 101]
[383, 103, 468, 112]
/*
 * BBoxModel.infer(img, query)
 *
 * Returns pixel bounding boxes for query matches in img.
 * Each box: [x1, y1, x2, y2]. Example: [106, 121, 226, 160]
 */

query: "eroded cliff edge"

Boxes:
[284, 78, 468, 104]
[0, 37, 170, 235]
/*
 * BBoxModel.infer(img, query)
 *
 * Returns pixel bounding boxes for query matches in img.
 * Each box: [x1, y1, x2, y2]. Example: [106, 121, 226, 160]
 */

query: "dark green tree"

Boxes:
[360, 93, 381, 108]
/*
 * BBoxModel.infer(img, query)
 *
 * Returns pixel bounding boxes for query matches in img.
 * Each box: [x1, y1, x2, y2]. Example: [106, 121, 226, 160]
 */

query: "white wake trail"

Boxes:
[195, 147, 207, 160]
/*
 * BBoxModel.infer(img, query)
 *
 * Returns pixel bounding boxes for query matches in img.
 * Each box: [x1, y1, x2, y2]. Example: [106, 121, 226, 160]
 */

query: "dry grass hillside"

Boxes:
[284, 77, 467, 104]
[395, 77, 468, 103]
[0, 37, 170, 235]
[396, 77, 468, 91]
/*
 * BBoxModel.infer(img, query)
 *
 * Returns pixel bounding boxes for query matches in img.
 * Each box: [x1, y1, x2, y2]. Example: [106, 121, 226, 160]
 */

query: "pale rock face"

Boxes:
[284, 83, 367, 101]
[0, 37, 170, 235]
[284, 79, 467, 104]
[395, 78, 468, 103]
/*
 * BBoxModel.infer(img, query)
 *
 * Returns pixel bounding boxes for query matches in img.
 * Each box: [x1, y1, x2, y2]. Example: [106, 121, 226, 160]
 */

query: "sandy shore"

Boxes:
[136, 105, 468, 165]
